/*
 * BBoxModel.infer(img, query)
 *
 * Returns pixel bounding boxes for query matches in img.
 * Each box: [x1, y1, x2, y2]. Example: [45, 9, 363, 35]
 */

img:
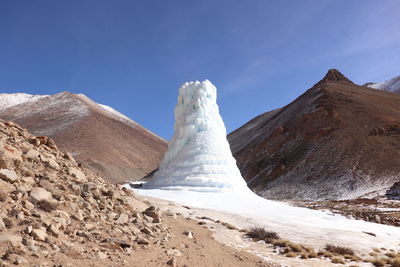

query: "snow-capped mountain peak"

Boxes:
[0, 93, 47, 111]
[366, 75, 400, 93]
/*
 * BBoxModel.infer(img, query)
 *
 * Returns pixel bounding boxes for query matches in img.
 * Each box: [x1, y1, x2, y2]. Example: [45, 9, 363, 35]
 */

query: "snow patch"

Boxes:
[98, 104, 135, 124]
[135, 188, 400, 251]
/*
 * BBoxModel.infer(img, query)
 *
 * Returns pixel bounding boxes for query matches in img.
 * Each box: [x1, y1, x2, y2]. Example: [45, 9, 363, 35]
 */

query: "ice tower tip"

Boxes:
[144, 80, 251, 193]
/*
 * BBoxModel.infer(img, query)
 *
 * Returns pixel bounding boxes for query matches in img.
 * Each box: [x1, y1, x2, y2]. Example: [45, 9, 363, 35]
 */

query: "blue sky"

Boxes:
[0, 0, 399, 139]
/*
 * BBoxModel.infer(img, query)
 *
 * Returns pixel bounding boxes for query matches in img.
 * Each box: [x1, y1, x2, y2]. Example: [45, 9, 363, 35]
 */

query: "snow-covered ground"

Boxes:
[133, 80, 400, 256]
[135, 188, 400, 253]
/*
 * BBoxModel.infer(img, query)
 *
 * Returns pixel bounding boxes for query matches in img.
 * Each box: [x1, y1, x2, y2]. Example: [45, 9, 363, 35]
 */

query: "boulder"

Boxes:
[46, 158, 59, 170]
[24, 149, 41, 163]
[0, 234, 23, 256]
[0, 142, 22, 169]
[0, 180, 14, 194]
[143, 205, 162, 223]
[116, 213, 129, 224]
[136, 237, 150, 245]
[0, 218, 6, 231]
[125, 197, 148, 212]
[0, 169, 18, 183]
[166, 248, 182, 257]
[30, 187, 53, 202]
[31, 229, 48, 242]
[67, 167, 87, 183]
[47, 224, 60, 237]
[167, 257, 177, 267]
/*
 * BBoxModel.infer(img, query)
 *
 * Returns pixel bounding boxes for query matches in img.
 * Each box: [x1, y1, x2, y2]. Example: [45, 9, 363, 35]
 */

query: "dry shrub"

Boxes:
[371, 258, 386, 267]
[285, 252, 296, 257]
[288, 243, 303, 253]
[345, 254, 361, 262]
[331, 256, 345, 264]
[325, 244, 355, 255]
[386, 252, 397, 258]
[391, 257, 400, 267]
[318, 251, 333, 258]
[37, 200, 58, 212]
[308, 251, 318, 258]
[272, 239, 290, 248]
[246, 227, 279, 242]
[300, 253, 308, 259]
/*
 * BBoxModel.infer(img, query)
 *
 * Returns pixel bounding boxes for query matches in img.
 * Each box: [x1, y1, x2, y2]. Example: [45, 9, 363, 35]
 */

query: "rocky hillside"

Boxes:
[0, 119, 265, 267]
[0, 92, 167, 184]
[228, 69, 400, 201]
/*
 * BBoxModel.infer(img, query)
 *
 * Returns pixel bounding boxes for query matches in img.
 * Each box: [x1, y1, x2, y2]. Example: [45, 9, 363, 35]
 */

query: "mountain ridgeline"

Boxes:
[0, 92, 167, 184]
[1, 70, 399, 201]
[228, 69, 400, 200]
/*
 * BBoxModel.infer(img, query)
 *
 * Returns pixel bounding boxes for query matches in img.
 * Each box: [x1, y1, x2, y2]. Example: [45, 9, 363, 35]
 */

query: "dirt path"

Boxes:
[24, 216, 268, 267]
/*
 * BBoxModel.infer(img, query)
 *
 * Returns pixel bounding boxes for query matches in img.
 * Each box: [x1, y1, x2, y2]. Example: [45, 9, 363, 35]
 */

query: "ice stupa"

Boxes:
[145, 80, 250, 193]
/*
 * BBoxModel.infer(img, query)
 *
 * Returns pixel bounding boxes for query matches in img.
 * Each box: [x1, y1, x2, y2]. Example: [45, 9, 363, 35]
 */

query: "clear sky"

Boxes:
[0, 1, 399, 139]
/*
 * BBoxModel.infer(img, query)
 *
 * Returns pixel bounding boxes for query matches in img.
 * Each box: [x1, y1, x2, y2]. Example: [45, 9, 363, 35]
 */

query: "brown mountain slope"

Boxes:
[0, 92, 167, 184]
[228, 69, 400, 200]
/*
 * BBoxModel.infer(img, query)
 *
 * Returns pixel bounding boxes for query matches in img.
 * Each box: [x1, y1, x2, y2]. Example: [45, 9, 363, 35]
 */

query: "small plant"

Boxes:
[308, 251, 318, 258]
[325, 244, 355, 256]
[345, 254, 361, 262]
[391, 257, 400, 267]
[285, 252, 296, 257]
[288, 242, 303, 253]
[246, 227, 279, 242]
[272, 239, 290, 248]
[331, 256, 345, 264]
[318, 251, 333, 258]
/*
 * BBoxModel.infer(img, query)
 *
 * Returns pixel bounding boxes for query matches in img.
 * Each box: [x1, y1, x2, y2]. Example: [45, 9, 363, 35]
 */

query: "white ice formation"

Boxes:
[145, 80, 250, 192]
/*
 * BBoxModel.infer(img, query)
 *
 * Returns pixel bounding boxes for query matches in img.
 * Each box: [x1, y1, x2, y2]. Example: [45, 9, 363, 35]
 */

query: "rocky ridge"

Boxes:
[0, 119, 266, 267]
[0, 119, 171, 265]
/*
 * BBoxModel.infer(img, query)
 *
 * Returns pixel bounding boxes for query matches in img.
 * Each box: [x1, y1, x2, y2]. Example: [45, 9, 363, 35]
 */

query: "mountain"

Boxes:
[0, 92, 167, 184]
[228, 69, 400, 201]
[366, 75, 400, 93]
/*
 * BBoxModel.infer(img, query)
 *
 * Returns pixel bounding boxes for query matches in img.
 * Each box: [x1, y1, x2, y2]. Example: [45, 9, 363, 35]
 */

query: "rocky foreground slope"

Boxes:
[228, 69, 400, 201]
[0, 92, 167, 184]
[0, 120, 265, 266]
